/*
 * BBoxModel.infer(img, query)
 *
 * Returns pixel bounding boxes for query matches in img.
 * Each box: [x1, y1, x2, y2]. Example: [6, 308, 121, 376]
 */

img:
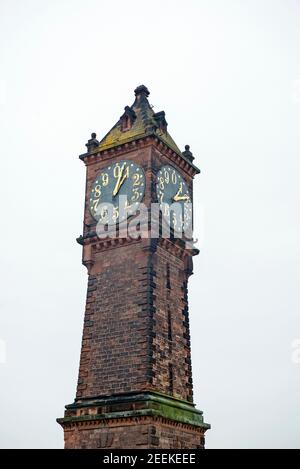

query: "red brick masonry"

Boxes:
[57, 137, 210, 448]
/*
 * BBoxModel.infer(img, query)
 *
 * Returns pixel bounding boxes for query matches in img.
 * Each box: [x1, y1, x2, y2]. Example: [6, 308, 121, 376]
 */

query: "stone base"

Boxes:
[57, 391, 210, 449]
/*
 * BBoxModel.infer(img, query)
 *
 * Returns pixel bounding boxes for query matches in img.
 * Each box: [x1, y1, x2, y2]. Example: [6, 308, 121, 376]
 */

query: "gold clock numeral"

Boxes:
[171, 170, 177, 184]
[92, 198, 100, 212]
[159, 177, 165, 190]
[164, 170, 170, 184]
[172, 212, 183, 231]
[158, 192, 164, 203]
[113, 163, 121, 178]
[131, 187, 140, 202]
[178, 182, 183, 196]
[94, 185, 101, 197]
[102, 173, 109, 186]
[99, 206, 108, 220]
[164, 204, 170, 216]
[133, 173, 142, 186]
[124, 166, 129, 178]
[125, 199, 132, 211]
[112, 206, 119, 221]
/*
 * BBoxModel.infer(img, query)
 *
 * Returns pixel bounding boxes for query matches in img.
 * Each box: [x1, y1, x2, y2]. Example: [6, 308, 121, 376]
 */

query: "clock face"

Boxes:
[156, 165, 192, 233]
[89, 160, 145, 224]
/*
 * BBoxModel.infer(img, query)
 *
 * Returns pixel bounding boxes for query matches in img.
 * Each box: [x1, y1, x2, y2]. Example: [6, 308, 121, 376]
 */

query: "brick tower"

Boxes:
[57, 85, 210, 449]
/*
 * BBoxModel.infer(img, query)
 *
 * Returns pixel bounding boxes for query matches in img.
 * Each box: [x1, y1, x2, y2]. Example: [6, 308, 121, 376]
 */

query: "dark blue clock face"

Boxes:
[89, 160, 145, 224]
[156, 165, 192, 233]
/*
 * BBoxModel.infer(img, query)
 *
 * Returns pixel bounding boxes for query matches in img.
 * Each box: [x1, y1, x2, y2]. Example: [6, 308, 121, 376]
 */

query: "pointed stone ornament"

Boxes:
[85, 132, 99, 152]
[134, 84, 150, 98]
[182, 144, 195, 162]
[90, 86, 183, 157]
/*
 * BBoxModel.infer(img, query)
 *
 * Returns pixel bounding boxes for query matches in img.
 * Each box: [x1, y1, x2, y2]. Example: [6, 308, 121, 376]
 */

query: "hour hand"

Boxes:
[173, 194, 190, 202]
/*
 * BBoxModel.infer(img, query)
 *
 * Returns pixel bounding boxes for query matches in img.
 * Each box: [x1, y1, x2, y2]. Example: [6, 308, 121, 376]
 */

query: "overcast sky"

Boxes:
[0, 0, 300, 449]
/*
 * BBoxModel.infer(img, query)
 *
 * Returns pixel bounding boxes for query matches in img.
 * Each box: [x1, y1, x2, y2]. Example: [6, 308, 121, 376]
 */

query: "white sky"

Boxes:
[0, 0, 300, 448]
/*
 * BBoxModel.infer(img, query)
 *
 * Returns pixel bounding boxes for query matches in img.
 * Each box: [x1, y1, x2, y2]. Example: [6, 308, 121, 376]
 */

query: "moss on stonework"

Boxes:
[57, 391, 210, 430]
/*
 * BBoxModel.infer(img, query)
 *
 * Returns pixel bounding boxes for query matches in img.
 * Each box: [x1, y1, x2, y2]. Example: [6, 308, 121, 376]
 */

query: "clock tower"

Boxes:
[57, 85, 210, 449]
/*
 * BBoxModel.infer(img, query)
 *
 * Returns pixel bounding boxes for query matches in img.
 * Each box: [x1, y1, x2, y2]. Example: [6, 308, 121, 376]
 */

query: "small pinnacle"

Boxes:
[182, 144, 194, 162]
[85, 132, 99, 152]
[134, 85, 150, 97]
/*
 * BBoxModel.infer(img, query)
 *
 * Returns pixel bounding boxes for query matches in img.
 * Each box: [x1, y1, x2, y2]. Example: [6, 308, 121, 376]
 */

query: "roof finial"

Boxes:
[134, 85, 150, 98]
[85, 132, 99, 152]
[182, 144, 194, 162]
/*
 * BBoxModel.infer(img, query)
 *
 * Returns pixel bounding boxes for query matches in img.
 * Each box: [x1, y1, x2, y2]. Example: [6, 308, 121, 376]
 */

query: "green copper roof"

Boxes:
[96, 85, 182, 156]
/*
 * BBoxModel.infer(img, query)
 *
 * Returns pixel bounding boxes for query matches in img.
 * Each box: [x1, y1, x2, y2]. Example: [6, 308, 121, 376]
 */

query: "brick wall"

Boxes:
[58, 139, 209, 448]
[76, 241, 151, 398]
[64, 417, 205, 449]
[76, 239, 194, 402]
[152, 245, 193, 402]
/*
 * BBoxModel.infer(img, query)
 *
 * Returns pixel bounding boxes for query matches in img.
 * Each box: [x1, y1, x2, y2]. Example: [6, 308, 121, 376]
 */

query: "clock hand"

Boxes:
[173, 182, 183, 201]
[116, 172, 128, 195]
[112, 163, 126, 197]
[173, 194, 190, 202]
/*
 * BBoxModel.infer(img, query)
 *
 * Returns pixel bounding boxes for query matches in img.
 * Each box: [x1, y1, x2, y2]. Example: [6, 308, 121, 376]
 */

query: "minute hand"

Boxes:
[113, 164, 127, 197]
[113, 173, 127, 197]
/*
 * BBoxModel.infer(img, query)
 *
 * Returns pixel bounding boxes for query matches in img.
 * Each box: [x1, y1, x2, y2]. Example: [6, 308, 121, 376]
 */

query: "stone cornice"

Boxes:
[57, 391, 210, 432]
[77, 233, 198, 259]
[79, 134, 200, 177]
[57, 414, 208, 433]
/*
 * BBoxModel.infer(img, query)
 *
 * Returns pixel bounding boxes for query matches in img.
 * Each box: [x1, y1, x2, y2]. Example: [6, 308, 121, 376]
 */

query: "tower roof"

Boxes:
[95, 85, 182, 156]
